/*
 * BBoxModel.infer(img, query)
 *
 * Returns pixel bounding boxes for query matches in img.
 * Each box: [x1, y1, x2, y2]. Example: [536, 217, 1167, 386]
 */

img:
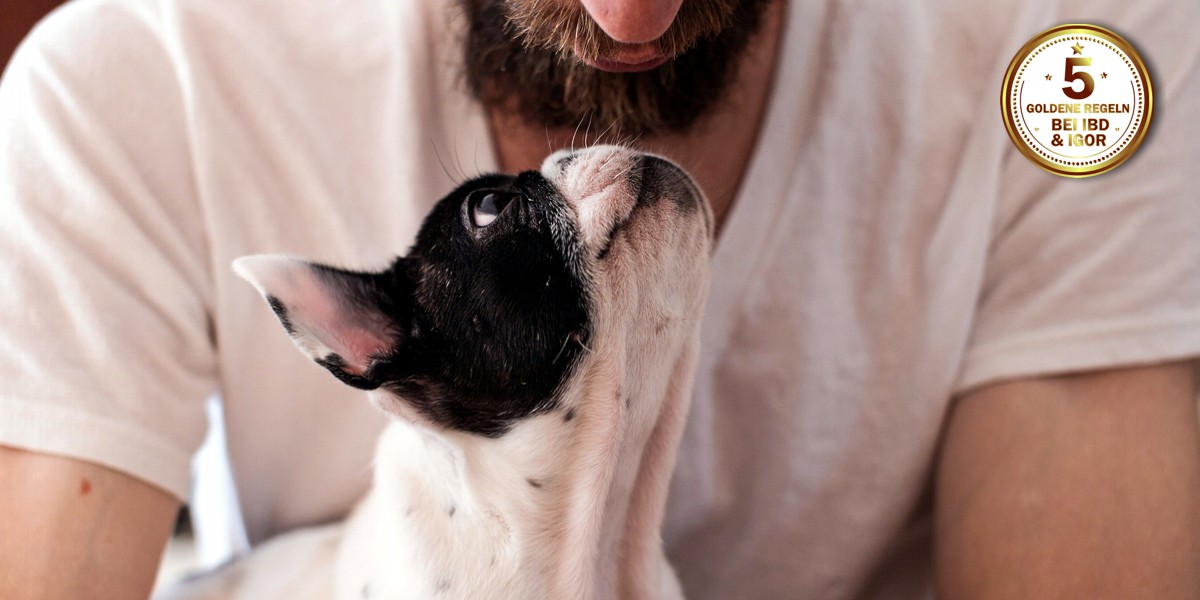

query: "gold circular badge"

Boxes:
[1001, 24, 1153, 177]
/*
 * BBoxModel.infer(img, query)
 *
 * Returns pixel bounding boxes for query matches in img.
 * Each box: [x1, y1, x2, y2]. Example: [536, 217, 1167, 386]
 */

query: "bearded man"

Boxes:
[1, 0, 1198, 598]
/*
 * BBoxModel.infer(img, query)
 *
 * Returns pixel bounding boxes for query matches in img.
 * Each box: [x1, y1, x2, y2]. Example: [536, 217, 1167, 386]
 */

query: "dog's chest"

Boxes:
[334, 418, 575, 600]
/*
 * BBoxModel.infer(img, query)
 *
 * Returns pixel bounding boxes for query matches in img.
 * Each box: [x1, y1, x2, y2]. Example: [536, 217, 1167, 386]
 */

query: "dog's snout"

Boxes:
[540, 146, 709, 253]
[555, 153, 577, 171]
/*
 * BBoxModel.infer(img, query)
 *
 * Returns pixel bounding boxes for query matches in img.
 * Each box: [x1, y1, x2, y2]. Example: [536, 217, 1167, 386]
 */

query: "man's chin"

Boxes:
[461, 0, 769, 136]
[574, 41, 672, 73]
[583, 54, 670, 73]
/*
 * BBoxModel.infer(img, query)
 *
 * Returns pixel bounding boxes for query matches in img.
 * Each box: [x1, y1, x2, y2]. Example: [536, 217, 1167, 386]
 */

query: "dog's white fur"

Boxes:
[159, 146, 712, 600]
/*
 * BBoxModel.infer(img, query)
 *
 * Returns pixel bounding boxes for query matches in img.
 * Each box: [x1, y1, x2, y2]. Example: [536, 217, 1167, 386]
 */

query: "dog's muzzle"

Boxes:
[542, 146, 709, 257]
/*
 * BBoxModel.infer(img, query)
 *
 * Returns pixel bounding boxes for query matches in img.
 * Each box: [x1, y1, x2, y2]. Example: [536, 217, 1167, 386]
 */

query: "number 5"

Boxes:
[1063, 57, 1094, 100]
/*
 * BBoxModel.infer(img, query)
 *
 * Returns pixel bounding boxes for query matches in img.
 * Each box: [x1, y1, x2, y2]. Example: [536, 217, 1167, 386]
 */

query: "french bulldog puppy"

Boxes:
[160, 145, 712, 600]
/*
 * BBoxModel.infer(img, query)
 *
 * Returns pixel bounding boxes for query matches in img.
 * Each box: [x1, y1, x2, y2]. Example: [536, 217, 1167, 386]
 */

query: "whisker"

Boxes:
[573, 331, 593, 353]
[452, 135, 468, 180]
[596, 118, 621, 146]
[552, 333, 572, 364]
[570, 114, 588, 151]
[430, 139, 461, 185]
[553, 330, 592, 362]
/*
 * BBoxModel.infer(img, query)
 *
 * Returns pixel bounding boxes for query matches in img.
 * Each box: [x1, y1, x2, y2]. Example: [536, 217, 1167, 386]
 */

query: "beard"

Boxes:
[460, 0, 770, 137]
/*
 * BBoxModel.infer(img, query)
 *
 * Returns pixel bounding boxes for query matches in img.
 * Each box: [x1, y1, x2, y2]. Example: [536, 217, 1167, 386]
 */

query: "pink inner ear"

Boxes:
[288, 273, 393, 375]
[234, 255, 395, 374]
[330, 327, 393, 375]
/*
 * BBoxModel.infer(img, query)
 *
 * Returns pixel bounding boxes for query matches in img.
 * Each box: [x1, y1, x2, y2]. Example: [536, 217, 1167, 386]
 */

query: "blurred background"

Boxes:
[2, 0, 64, 72]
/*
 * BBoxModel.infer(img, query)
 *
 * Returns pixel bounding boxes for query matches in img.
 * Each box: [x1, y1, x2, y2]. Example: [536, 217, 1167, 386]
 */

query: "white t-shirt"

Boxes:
[2, 0, 1198, 597]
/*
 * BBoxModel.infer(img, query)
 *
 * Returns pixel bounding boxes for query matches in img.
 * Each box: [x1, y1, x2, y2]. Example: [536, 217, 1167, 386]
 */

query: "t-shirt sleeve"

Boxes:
[0, 0, 215, 499]
[954, 4, 1200, 394]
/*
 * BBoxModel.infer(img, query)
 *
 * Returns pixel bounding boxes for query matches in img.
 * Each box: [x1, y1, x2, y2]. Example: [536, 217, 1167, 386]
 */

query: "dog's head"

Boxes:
[236, 146, 712, 437]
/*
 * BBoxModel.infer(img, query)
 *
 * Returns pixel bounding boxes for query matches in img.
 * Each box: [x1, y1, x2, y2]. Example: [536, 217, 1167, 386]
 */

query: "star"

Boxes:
[1045, 74, 1052, 80]
[1101, 72, 1108, 79]
[1072, 42, 1084, 54]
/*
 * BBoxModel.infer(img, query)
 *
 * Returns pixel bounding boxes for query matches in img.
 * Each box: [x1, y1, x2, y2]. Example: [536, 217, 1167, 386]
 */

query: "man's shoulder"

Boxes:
[13, 0, 171, 75]
[14, 0, 449, 84]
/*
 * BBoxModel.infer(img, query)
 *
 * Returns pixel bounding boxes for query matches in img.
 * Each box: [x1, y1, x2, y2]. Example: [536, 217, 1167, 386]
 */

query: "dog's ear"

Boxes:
[233, 255, 413, 390]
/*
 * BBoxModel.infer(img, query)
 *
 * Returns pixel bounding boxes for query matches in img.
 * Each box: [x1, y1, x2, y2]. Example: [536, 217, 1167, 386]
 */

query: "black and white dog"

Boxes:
[160, 146, 712, 599]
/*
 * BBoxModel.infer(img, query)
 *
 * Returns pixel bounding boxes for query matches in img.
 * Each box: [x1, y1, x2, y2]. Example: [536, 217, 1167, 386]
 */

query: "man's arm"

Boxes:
[935, 361, 1200, 599]
[0, 446, 179, 599]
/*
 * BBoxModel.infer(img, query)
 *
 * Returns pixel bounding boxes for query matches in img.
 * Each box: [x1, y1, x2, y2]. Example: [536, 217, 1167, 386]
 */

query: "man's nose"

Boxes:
[580, 0, 683, 43]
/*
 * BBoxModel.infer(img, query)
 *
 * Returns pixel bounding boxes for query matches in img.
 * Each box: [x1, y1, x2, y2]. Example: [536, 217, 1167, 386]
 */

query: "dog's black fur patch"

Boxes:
[305, 171, 590, 437]
[316, 354, 379, 391]
[265, 295, 295, 335]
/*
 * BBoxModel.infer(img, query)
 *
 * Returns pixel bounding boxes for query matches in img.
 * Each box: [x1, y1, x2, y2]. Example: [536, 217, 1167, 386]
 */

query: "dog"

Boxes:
[158, 145, 713, 600]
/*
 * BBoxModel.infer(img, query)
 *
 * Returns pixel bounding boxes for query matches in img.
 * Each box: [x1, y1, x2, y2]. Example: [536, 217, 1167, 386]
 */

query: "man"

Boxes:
[1, 0, 1198, 598]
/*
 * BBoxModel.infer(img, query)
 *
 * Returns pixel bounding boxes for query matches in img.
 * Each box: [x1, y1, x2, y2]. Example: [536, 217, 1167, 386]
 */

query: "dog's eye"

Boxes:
[470, 191, 519, 228]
